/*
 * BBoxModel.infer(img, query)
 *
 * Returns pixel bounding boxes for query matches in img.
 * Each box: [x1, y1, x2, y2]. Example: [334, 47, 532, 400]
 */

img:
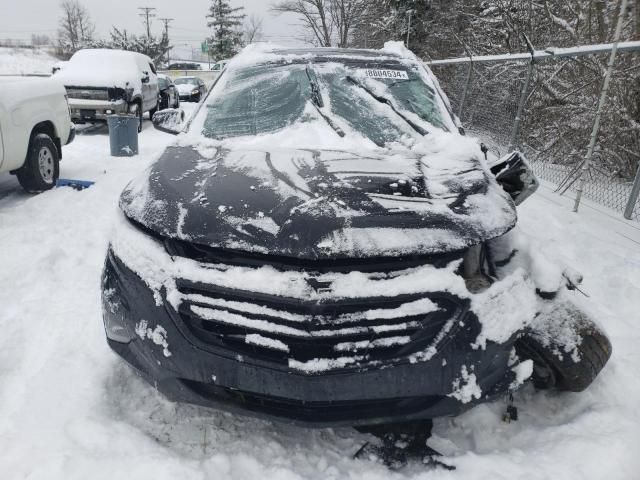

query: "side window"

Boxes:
[149, 63, 157, 75]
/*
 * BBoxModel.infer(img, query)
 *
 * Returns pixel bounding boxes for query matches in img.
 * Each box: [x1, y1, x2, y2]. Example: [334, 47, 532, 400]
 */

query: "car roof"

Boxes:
[270, 47, 404, 58]
[228, 46, 415, 71]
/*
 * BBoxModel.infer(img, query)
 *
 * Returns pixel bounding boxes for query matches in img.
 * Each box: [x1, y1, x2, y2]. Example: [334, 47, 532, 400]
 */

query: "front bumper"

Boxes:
[101, 243, 522, 428]
[178, 92, 200, 102]
[68, 98, 128, 121]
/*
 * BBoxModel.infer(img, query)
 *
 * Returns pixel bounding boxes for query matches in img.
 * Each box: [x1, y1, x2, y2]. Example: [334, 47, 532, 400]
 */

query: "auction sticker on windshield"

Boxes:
[364, 69, 409, 80]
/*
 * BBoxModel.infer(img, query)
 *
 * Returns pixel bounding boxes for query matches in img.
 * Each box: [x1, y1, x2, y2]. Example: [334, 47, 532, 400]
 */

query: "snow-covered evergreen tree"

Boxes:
[207, 0, 246, 60]
[88, 27, 171, 66]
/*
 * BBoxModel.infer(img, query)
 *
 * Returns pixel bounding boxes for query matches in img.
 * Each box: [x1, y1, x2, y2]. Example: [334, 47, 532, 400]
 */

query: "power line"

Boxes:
[138, 7, 157, 41]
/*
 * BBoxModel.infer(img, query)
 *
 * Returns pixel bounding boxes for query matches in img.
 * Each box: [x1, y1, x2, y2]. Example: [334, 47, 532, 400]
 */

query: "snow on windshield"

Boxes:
[201, 57, 451, 145]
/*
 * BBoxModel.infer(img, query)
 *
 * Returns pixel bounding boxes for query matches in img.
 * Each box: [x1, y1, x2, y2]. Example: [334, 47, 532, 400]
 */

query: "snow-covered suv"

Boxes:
[0, 77, 74, 192]
[102, 45, 611, 435]
[55, 49, 159, 132]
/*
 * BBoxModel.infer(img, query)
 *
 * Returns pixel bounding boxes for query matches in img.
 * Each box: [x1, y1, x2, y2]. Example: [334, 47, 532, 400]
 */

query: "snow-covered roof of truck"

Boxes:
[53, 49, 153, 93]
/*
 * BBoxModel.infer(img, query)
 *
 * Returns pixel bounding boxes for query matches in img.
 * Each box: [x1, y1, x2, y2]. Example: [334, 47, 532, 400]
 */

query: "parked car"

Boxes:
[103, 46, 611, 433]
[211, 60, 228, 72]
[157, 74, 180, 110]
[0, 77, 74, 192]
[174, 76, 207, 102]
[168, 62, 201, 71]
[55, 49, 159, 132]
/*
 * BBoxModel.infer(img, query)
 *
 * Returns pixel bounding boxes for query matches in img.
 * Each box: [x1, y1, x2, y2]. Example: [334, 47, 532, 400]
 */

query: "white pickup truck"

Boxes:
[0, 77, 75, 192]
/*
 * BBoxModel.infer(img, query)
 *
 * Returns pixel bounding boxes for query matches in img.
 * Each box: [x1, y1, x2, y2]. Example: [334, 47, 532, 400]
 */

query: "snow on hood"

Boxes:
[175, 83, 198, 95]
[54, 49, 149, 93]
[0, 77, 67, 111]
[120, 129, 517, 259]
[120, 45, 517, 260]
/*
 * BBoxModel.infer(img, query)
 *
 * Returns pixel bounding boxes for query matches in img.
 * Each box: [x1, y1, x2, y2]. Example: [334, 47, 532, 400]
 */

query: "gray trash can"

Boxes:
[107, 114, 139, 157]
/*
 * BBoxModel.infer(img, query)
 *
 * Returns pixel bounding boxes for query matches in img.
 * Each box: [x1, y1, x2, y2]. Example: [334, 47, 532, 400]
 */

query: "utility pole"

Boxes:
[159, 17, 174, 64]
[159, 17, 173, 39]
[138, 7, 157, 41]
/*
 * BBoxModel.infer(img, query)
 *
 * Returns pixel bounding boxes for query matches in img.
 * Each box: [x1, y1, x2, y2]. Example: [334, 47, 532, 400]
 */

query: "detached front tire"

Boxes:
[516, 301, 612, 392]
[17, 133, 59, 193]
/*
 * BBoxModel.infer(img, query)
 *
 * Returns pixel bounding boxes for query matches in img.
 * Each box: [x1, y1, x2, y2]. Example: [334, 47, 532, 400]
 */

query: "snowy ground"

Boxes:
[0, 47, 57, 75]
[1, 103, 639, 478]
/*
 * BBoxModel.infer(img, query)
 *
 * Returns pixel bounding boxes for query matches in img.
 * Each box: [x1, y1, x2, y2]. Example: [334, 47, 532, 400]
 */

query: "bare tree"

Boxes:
[58, 0, 95, 55]
[244, 14, 265, 44]
[31, 34, 51, 47]
[329, 0, 367, 47]
[272, 0, 333, 46]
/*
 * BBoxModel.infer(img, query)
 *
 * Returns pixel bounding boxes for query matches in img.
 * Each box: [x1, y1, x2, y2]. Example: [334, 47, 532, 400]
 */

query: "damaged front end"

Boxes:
[101, 145, 609, 428]
[101, 209, 542, 428]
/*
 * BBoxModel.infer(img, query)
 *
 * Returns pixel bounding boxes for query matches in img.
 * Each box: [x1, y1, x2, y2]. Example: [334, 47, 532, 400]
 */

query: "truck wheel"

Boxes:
[516, 306, 612, 392]
[16, 133, 60, 193]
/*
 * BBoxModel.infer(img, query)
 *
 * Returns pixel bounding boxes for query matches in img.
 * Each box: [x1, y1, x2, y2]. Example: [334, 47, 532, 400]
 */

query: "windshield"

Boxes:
[175, 78, 198, 85]
[158, 77, 169, 89]
[202, 60, 450, 145]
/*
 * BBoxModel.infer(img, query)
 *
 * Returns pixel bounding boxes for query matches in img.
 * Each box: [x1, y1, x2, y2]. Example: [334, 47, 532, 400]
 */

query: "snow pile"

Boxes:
[0, 47, 57, 75]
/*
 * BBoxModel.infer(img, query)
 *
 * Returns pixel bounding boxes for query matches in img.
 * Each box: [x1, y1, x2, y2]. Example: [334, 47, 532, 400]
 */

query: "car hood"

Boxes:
[120, 147, 517, 260]
[176, 84, 197, 94]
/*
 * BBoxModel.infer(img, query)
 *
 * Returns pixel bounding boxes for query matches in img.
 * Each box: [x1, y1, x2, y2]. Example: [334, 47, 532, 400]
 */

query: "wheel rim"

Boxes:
[38, 146, 55, 183]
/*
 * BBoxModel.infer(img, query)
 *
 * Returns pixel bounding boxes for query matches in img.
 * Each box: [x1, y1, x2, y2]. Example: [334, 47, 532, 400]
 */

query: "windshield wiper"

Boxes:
[305, 65, 345, 138]
[345, 75, 428, 136]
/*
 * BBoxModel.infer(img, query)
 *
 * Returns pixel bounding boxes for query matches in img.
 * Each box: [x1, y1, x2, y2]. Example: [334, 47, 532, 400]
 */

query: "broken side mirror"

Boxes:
[152, 108, 186, 135]
[489, 151, 539, 205]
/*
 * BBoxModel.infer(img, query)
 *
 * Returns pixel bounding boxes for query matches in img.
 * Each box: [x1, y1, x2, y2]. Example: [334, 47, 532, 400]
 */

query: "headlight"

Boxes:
[192, 89, 199, 95]
[103, 305, 135, 343]
[102, 259, 135, 343]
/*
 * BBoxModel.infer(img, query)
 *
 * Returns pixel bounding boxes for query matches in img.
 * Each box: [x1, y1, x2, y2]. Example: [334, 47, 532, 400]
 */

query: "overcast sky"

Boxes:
[0, 0, 304, 51]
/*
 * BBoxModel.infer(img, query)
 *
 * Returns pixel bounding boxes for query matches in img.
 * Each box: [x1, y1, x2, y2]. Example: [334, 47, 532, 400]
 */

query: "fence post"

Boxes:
[624, 167, 640, 220]
[509, 35, 536, 151]
[573, 0, 629, 213]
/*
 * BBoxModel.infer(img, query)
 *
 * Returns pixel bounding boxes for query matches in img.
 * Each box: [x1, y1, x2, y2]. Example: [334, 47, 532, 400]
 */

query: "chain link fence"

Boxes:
[428, 41, 640, 221]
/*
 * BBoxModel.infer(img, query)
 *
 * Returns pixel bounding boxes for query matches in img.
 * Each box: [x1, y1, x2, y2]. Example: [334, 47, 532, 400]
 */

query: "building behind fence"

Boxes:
[428, 41, 640, 222]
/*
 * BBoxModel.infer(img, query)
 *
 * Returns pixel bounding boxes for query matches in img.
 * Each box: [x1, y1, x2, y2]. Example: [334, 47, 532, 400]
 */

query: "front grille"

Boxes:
[66, 87, 110, 101]
[65, 87, 127, 101]
[181, 378, 443, 423]
[175, 280, 466, 372]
